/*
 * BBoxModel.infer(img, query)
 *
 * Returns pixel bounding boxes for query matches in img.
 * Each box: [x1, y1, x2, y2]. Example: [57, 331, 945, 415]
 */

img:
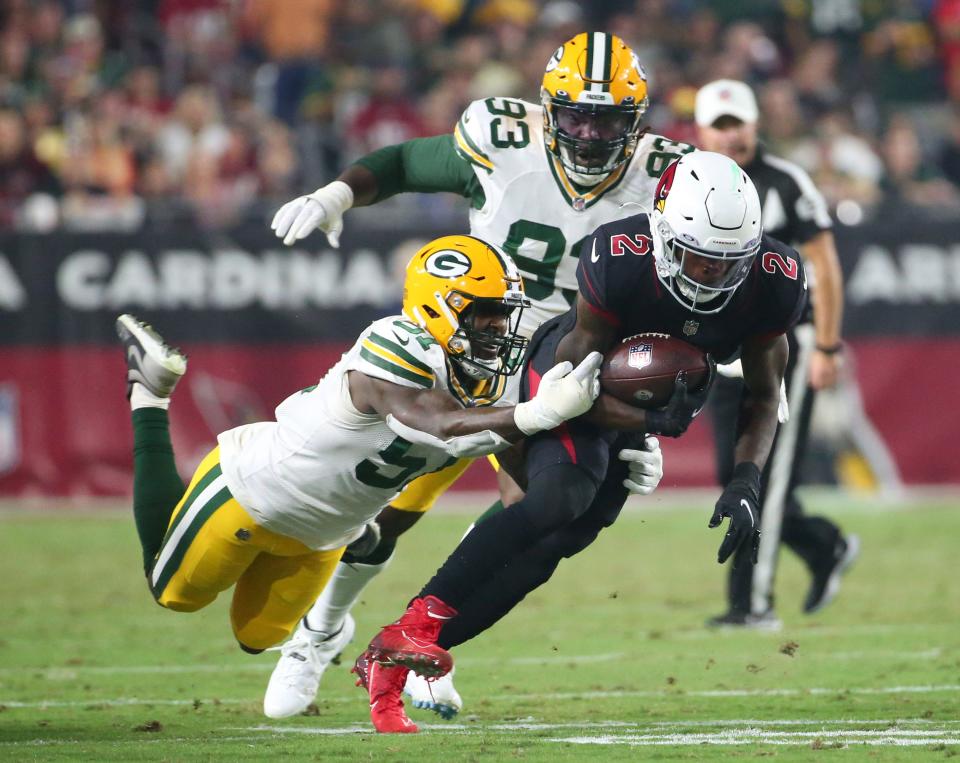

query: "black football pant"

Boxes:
[419, 315, 636, 644]
[708, 326, 843, 614]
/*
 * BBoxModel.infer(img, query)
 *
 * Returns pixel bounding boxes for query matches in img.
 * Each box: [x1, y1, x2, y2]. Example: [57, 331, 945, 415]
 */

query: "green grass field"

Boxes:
[1, 493, 959, 761]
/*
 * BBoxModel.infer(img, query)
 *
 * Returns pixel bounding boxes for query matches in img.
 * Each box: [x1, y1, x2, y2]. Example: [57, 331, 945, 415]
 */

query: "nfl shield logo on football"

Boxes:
[682, 319, 699, 336]
[627, 342, 653, 370]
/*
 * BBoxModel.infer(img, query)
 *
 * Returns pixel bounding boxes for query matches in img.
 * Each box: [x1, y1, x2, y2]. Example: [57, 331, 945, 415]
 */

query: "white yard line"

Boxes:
[5, 683, 960, 710]
[551, 732, 960, 747]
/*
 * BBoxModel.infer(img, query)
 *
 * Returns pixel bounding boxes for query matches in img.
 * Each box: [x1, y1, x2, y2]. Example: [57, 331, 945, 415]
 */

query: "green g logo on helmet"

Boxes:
[425, 250, 472, 278]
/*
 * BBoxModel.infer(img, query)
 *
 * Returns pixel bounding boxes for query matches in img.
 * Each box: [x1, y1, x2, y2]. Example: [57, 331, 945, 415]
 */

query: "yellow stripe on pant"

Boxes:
[149, 447, 344, 651]
[389, 455, 501, 513]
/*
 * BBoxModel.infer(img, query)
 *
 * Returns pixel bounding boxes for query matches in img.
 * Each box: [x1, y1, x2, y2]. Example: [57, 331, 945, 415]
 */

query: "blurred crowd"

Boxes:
[1, 0, 958, 232]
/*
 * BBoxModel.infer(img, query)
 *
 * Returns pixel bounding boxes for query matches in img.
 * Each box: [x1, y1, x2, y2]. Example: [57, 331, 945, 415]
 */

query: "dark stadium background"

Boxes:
[1, 0, 957, 496]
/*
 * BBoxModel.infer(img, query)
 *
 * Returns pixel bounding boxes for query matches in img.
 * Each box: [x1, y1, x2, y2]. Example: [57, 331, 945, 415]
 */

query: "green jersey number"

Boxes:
[392, 320, 437, 352]
[501, 221, 587, 303]
[355, 436, 427, 490]
[485, 98, 530, 150]
[645, 137, 695, 178]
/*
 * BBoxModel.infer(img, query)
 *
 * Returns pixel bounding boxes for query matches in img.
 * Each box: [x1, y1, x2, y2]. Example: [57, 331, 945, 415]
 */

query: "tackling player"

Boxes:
[359, 152, 809, 733]
[116, 235, 602, 663]
[266, 31, 687, 719]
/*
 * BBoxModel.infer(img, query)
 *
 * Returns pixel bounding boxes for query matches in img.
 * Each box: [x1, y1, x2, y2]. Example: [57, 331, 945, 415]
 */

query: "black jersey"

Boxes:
[575, 213, 808, 363]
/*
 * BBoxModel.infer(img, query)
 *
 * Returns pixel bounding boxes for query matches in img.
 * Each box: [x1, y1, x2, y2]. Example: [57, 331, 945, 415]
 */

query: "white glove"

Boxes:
[778, 378, 789, 423]
[270, 180, 354, 248]
[513, 352, 602, 435]
[717, 359, 743, 378]
[619, 436, 662, 495]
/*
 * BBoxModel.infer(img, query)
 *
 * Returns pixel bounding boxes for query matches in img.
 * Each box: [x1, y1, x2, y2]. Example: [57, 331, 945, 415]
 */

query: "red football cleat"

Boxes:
[366, 596, 456, 678]
[367, 657, 417, 734]
[351, 650, 370, 690]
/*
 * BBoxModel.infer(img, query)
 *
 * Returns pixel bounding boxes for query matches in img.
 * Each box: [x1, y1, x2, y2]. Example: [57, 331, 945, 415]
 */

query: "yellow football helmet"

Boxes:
[403, 234, 530, 387]
[541, 32, 649, 183]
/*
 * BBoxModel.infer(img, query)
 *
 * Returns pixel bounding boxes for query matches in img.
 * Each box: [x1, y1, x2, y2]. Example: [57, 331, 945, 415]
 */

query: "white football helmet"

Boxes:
[650, 151, 762, 314]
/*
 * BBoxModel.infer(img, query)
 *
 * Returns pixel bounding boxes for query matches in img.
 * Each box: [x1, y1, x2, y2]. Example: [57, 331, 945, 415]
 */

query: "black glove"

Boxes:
[709, 462, 762, 565]
[645, 356, 717, 437]
[345, 521, 381, 558]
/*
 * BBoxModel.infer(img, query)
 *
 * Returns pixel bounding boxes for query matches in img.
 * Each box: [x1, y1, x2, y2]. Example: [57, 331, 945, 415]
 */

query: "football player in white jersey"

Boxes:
[267, 32, 677, 718]
[115, 235, 603, 680]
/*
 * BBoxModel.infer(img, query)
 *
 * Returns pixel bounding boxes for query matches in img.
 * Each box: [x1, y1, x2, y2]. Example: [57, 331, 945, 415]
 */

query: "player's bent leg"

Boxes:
[118, 314, 188, 573]
[439, 462, 629, 651]
[232, 544, 344, 653]
[263, 545, 384, 718]
[150, 448, 259, 613]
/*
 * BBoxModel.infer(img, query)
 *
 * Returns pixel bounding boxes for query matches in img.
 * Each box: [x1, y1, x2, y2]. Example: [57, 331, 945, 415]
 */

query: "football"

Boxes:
[600, 333, 710, 408]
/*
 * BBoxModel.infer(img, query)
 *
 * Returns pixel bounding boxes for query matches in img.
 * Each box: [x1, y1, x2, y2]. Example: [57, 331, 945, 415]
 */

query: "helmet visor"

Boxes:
[552, 103, 637, 176]
[451, 296, 528, 377]
[669, 239, 758, 311]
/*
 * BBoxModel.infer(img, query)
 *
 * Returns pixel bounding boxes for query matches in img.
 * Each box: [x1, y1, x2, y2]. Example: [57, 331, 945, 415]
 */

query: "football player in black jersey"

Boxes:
[695, 79, 859, 629]
[356, 151, 808, 733]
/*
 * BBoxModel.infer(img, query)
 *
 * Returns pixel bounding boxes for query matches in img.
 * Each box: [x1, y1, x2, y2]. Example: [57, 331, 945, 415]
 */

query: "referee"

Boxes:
[694, 80, 860, 629]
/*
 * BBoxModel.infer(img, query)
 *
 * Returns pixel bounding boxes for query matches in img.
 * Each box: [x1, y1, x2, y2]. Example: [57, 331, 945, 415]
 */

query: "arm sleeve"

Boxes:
[353, 135, 484, 207]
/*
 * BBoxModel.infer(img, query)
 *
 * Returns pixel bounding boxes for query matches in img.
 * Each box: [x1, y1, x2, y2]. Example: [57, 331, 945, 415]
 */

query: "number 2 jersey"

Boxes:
[573, 213, 808, 360]
[215, 316, 509, 551]
[355, 96, 695, 339]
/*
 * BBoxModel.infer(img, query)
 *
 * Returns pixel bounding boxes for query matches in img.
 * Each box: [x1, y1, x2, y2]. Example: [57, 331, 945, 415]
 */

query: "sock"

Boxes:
[131, 408, 185, 572]
[130, 382, 170, 410]
[302, 553, 394, 638]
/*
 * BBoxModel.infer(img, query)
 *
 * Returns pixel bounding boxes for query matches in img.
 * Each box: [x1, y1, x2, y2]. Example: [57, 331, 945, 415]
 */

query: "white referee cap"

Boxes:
[695, 79, 759, 127]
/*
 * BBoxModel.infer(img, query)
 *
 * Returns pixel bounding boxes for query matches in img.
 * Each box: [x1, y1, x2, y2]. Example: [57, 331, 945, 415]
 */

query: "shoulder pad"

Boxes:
[453, 98, 539, 173]
[354, 317, 442, 390]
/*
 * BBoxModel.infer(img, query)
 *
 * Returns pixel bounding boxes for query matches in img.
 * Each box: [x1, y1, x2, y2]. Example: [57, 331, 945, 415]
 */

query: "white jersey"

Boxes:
[453, 97, 694, 338]
[217, 316, 510, 550]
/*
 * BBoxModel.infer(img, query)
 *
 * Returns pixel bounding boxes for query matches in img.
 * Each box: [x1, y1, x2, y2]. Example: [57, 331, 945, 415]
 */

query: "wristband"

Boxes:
[815, 342, 843, 355]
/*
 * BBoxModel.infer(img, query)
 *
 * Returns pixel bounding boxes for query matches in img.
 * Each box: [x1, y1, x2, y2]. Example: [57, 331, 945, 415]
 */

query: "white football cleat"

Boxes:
[116, 314, 187, 398]
[403, 665, 462, 720]
[263, 614, 355, 719]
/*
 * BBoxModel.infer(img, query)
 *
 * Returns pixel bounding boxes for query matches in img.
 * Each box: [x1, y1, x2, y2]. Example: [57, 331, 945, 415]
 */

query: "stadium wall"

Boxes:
[0, 216, 956, 495]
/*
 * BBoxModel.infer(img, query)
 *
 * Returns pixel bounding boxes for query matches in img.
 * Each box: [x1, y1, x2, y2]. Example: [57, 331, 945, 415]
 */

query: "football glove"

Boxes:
[619, 436, 662, 495]
[709, 462, 762, 565]
[645, 356, 716, 438]
[271, 180, 354, 248]
[514, 352, 602, 435]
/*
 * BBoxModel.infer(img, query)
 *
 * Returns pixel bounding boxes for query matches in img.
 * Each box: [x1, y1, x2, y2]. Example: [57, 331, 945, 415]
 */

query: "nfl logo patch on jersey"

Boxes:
[627, 342, 653, 370]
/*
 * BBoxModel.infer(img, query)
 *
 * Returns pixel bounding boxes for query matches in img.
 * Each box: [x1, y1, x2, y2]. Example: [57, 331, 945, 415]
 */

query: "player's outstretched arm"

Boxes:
[708, 333, 788, 564]
[271, 135, 477, 247]
[346, 354, 601, 458]
[270, 165, 374, 248]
